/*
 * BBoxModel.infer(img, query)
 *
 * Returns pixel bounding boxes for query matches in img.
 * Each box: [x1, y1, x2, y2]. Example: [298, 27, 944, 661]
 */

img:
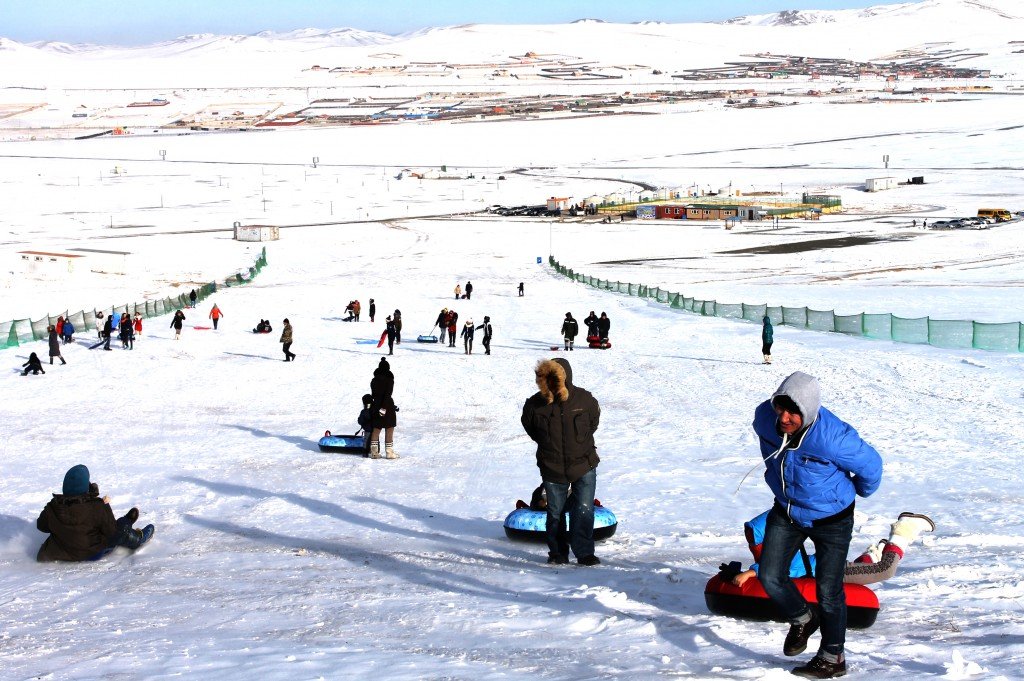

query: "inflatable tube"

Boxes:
[586, 335, 611, 349]
[503, 505, 618, 542]
[318, 430, 370, 454]
[704, 574, 879, 629]
[417, 335, 438, 343]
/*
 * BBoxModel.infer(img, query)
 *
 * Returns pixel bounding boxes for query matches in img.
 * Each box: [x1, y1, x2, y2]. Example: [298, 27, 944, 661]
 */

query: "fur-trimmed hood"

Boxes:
[534, 358, 574, 404]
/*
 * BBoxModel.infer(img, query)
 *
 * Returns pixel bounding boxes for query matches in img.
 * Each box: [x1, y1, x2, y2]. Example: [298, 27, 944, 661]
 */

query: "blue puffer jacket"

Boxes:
[752, 372, 883, 528]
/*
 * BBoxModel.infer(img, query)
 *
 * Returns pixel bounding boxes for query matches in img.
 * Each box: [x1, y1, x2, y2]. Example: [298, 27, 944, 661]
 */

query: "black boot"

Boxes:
[791, 655, 846, 678]
[784, 610, 820, 656]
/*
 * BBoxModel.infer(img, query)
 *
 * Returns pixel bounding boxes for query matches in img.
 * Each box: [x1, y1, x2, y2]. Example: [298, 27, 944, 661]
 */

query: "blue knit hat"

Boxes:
[62, 464, 90, 496]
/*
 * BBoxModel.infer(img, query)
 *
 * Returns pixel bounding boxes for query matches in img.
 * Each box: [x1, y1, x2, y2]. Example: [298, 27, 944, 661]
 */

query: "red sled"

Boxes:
[704, 574, 879, 629]
[587, 334, 611, 349]
[376, 330, 388, 348]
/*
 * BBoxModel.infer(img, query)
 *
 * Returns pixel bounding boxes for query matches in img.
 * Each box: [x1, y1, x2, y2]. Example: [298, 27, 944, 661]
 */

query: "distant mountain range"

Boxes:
[723, 0, 1021, 26]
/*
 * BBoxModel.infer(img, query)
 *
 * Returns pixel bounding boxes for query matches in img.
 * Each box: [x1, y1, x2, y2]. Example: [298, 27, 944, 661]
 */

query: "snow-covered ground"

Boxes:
[2, 3, 1024, 679]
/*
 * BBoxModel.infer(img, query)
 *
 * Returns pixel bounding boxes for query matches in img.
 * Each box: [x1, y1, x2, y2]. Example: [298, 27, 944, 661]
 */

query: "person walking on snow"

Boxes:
[762, 314, 774, 364]
[476, 316, 493, 355]
[392, 310, 402, 344]
[461, 319, 475, 354]
[752, 371, 882, 679]
[384, 316, 397, 356]
[730, 509, 934, 588]
[188, 289, 197, 309]
[561, 312, 579, 351]
[465, 281, 473, 300]
[521, 358, 601, 566]
[435, 308, 449, 345]
[102, 313, 114, 349]
[353, 300, 361, 322]
[133, 313, 143, 338]
[584, 311, 599, 338]
[368, 357, 399, 459]
[170, 310, 185, 341]
[518, 282, 524, 297]
[95, 311, 105, 339]
[454, 283, 462, 300]
[280, 319, 296, 361]
[368, 298, 376, 323]
[119, 313, 133, 349]
[209, 304, 224, 330]
[48, 326, 66, 365]
[447, 310, 459, 347]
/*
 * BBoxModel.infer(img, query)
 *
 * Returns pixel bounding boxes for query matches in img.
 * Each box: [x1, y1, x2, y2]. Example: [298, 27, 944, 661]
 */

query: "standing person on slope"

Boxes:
[170, 310, 185, 341]
[464, 281, 473, 300]
[435, 308, 449, 345]
[368, 298, 376, 323]
[597, 312, 611, 344]
[521, 358, 601, 566]
[280, 318, 296, 361]
[384, 316, 397, 356]
[460, 318, 475, 354]
[368, 357, 399, 459]
[476, 316, 493, 355]
[561, 312, 579, 351]
[454, 283, 462, 300]
[762, 314, 774, 365]
[48, 325, 66, 365]
[209, 304, 224, 330]
[752, 371, 882, 679]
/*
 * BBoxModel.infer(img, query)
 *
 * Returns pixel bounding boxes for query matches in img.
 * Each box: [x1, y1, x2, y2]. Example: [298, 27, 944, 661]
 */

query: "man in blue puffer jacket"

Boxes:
[752, 371, 882, 679]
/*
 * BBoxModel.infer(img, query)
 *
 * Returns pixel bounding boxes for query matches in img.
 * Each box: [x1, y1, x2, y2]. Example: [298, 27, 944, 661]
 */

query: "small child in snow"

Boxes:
[22, 352, 45, 375]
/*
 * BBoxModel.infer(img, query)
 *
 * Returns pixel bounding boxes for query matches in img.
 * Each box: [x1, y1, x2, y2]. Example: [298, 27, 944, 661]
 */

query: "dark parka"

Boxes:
[597, 314, 610, 340]
[36, 494, 117, 562]
[521, 358, 600, 484]
[561, 315, 579, 340]
[370, 359, 397, 429]
[762, 315, 774, 344]
[103, 315, 114, 338]
[170, 311, 185, 331]
[48, 329, 61, 357]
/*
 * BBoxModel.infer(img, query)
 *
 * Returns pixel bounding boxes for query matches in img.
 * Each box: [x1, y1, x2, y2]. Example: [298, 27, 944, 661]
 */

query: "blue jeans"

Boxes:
[760, 505, 853, 659]
[543, 467, 597, 560]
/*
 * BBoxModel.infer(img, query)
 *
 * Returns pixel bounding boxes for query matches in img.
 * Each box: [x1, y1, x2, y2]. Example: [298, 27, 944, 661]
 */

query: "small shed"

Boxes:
[865, 177, 898, 192]
[16, 250, 85, 278]
[233, 223, 280, 242]
[546, 197, 571, 212]
[66, 247, 131, 275]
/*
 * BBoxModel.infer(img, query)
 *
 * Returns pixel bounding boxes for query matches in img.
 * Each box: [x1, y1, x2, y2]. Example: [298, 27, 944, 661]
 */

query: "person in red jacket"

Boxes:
[209, 304, 224, 330]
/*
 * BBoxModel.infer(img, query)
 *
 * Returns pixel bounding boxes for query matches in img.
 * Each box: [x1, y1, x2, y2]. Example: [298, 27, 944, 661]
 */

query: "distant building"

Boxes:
[233, 223, 280, 242]
[66, 247, 131, 275]
[866, 177, 898, 192]
[16, 250, 85, 278]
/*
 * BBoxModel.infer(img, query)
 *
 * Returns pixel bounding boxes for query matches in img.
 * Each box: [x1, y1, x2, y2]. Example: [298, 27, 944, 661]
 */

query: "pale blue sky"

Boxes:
[1, 0, 909, 45]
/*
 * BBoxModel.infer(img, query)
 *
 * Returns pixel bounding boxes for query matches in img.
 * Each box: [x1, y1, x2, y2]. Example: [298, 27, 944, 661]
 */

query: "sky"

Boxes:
[0, 0, 911, 45]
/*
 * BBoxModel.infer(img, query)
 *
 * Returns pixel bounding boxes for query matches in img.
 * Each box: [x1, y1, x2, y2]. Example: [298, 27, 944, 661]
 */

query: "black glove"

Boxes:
[717, 561, 743, 581]
[88, 482, 100, 497]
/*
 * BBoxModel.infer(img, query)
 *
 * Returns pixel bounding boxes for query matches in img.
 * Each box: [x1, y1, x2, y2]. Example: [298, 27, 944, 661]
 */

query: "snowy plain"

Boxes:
[2, 1, 1024, 679]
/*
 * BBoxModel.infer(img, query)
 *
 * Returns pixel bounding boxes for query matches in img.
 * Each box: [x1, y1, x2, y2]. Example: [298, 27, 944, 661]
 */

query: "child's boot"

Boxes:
[888, 512, 935, 551]
[369, 441, 381, 459]
[385, 443, 399, 459]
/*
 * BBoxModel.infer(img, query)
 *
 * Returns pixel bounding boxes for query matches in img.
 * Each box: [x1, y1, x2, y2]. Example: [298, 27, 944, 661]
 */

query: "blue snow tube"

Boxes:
[503, 504, 618, 541]
[318, 430, 370, 454]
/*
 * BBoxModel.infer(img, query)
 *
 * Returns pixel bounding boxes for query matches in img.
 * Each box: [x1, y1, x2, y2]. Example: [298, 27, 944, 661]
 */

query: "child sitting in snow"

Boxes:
[21, 352, 45, 375]
[36, 464, 155, 562]
[727, 509, 935, 587]
[357, 393, 373, 433]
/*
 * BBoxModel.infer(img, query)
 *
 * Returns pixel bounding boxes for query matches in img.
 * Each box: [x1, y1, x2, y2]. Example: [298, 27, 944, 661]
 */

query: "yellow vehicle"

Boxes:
[977, 208, 1011, 222]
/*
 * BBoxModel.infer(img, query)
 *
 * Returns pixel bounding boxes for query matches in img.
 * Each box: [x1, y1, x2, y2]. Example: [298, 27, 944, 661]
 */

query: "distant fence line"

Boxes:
[549, 256, 1024, 353]
[2, 247, 267, 350]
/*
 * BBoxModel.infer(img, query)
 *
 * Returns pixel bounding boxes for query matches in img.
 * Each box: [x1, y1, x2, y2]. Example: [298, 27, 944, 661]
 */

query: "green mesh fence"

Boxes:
[547, 255, 1024, 353]
[3, 247, 267, 350]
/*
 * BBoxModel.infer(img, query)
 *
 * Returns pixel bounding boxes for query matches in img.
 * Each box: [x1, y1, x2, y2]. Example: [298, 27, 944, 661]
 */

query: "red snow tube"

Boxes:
[704, 574, 879, 629]
[586, 334, 611, 349]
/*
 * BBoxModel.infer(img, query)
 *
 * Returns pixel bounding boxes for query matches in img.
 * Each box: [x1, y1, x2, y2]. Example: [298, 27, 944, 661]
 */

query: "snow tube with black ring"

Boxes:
[503, 502, 618, 541]
[586, 334, 611, 349]
[318, 430, 370, 454]
[704, 574, 879, 629]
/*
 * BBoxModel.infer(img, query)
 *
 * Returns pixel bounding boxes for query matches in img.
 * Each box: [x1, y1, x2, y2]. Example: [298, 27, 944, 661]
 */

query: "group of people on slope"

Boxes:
[521, 360, 923, 678]
[343, 300, 362, 322]
[454, 281, 473, 300]
[560, 311, 610, 351]
[382, 310, 402, 355]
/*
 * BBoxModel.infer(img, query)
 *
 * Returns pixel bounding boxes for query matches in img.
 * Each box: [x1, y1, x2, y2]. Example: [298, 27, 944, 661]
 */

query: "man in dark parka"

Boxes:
[521, 358, 601, 566]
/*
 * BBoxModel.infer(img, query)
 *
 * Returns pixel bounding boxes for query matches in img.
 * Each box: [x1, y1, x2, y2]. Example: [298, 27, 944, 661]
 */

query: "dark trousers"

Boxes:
[482, 337, 491, 354]
[387, 338, 394, 355]
[282, 342, 294, 360]
[213, 318, 219, 330]
[762, 341, 773, 355]
[760, 505, 853, 659]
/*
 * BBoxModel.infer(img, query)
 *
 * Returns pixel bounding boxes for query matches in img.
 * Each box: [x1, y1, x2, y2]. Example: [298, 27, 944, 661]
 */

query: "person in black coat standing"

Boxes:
[369, 298, 376, 323]
[583, 311, 599, 338]
[384, 316, 397, 355]
[48, 326, 66, 365]
[521, 358, 601, 566]
[597, 312, 611, 343]
[460, 319, 475, 354]
[170, 310, 185, 341]
[560, 312, 579, 351]
[465, 281, 473, 300]
[368, 357, 398, 459]
[102, 314, 115, 350]
[476, 316, 493, 355]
